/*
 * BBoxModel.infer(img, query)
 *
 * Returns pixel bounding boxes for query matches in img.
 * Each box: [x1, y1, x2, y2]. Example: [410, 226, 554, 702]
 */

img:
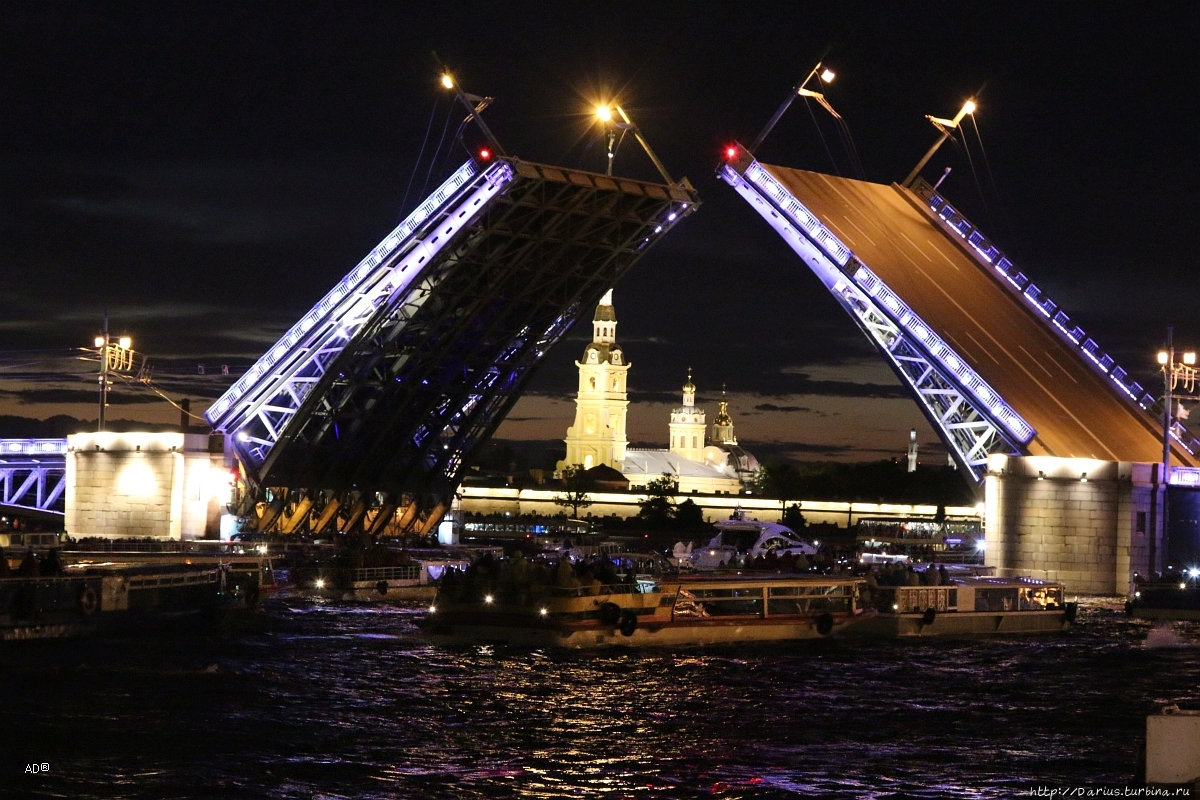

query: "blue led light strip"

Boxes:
[206, 160, 484, 424]
[739, 163, 1036, 447]
[916, 184, 1150, 406]
[0, 439, 69, 456]
[851, 266, 1035, 445]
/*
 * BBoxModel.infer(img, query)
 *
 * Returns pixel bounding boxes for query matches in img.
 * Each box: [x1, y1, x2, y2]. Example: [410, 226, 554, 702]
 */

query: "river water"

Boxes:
[3, 597, 1198, 799]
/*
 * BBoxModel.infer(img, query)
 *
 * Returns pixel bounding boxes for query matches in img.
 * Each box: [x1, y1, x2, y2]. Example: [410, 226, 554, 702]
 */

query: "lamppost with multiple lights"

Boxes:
[1156, 326, 1196, 572]
[1157, 326, 1196, 478]
[94, 313, 133, 432]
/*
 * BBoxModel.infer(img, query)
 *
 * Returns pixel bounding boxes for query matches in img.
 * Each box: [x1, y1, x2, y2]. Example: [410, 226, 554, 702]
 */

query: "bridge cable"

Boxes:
[802, 96, 841, 177]
[399, 95, 442, 219]
[966, 114, 1014, 241]
[417, 103, 457, 205]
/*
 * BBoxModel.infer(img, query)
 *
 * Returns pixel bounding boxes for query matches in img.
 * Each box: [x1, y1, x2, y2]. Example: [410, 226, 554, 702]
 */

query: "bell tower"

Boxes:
[711, 384, 736, 445]
[669, 369, 706, 463]
[558, 290, 630, 472]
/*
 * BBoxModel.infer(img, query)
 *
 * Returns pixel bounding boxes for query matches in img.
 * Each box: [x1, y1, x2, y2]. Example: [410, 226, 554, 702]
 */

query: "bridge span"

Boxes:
[720, 147, 1199, 480]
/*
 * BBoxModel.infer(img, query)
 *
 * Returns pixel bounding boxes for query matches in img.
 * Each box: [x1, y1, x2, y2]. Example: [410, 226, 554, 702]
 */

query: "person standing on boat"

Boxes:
[939, 564, 951, 585]
[17, 548, 39, 577]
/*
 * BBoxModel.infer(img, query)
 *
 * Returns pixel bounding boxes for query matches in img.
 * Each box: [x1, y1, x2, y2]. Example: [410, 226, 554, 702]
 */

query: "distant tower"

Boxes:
[711, 384, 736, 445]
[558, 289, 630, 472]
[669, 369, 706, 463]
[907, 428, 919, 473]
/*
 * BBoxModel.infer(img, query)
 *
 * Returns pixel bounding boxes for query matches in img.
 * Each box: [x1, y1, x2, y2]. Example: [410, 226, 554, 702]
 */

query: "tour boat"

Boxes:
[848, 575, 1076, 636]
[421, 573, 872, 649]
[0, 562, 254, 640]
[1124, 572, 1200, 620]
[685, 512, 816, 571]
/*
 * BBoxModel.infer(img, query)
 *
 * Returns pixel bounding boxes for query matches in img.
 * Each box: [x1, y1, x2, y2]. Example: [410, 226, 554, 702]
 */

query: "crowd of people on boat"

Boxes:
[865, 562, 951, 587]
[436, 550, 640, 605]
[0, 547, 65, 578]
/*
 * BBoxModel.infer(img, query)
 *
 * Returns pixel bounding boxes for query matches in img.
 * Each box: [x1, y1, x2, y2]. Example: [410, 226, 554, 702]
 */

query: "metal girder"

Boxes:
[0, 440, 68, 516]
[210, 156, 697, 496]
[719, 154, 1031, 481]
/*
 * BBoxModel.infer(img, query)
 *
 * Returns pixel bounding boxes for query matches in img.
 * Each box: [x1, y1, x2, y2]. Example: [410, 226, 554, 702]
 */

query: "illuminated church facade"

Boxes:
[557, 291, 758, 494]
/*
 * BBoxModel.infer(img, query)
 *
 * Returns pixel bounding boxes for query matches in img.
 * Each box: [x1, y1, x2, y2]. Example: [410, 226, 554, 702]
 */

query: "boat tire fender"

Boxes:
[1065, 602, 1078, 623]
[376, 580, 389, 596]
[599, 602, 621, 626]
[78, 586, 99, 616]
[619, 610, 638, 637]
[815, 613, 834, 636]
[922, 607, 937, 626]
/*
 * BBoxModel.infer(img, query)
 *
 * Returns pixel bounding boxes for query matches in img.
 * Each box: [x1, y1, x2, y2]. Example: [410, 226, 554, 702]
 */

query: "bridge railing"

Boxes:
[912, 179, 1200, 457]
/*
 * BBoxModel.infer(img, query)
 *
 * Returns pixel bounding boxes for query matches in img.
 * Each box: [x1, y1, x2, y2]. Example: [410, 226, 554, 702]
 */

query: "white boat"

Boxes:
[687, 511, 816, 570]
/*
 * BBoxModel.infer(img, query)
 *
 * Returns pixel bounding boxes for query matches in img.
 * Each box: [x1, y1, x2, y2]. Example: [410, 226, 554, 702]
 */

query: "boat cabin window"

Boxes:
[1018, 585, 1062, 610]
[761, 537, 796, 551]
[720, 529, 762, 553]
[673, 587, 763, 618]
[768, 584, 847, 597]
[975, 587, 1019, 612]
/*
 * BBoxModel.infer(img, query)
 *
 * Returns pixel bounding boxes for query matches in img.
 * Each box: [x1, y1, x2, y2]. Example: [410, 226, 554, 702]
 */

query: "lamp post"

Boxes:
[1157, 327, 1197, 476]
[1156, 326, 1196, 572]
[592, 103, 676, 186]
[94, 313, 132, 432]
[748, 62, 837, 155]
[902, 98, 977, 188]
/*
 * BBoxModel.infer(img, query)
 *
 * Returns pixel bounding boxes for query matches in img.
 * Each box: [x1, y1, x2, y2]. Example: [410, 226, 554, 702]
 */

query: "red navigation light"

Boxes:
[724, 145, 737, 160]
[478, 147, 492, 161]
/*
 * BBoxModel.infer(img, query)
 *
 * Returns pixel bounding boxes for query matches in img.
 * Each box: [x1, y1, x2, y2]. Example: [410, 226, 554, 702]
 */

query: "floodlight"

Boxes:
[1158, 351, 1170, 364]
[1185, 352, 1197, 365]
[441, 74, 454, 89]
[962, 100, 976, 115]
[595, 105, 612, 122]
[118, 336, 132, 349]
[94, 336, 105, 347]
[820, 68, 835, 83]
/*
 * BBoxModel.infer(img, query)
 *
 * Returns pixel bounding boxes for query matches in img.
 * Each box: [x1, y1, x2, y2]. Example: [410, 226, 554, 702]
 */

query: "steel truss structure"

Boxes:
[720, 150, 1033, 481]
[207, 157, 698, 515]
[0, 440, 68, 516]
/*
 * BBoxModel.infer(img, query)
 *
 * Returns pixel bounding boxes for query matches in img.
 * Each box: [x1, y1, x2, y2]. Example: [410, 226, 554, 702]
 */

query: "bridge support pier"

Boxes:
[984, 455, 1160, 594]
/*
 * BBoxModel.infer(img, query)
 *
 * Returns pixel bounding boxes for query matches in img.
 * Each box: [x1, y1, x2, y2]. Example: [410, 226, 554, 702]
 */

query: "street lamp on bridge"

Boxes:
[1157, 327, 1197, 477]
[591, 103, 676, 186]
[94, 313, 133, 432]
[902, 97, 977, 188]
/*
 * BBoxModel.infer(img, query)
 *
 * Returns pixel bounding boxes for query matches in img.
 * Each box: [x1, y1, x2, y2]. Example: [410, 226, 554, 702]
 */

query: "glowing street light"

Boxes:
[94, 312, 133, 432]
[440, 73, 454, 89]
[592, 102, 675, 185]
[1156, 326, 1198, 573]
[903, 97, 977, 187]
[749, 61, 843, 154]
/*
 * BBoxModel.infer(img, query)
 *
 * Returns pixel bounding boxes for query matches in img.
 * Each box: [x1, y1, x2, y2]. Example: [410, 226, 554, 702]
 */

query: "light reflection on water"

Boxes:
[1, 597, 1197, 798]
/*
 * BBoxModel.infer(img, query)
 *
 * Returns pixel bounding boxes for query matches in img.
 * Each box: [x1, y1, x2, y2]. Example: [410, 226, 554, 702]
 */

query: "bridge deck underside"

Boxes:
[259, 163, 693, 493]
[761, 164, 1192, 466]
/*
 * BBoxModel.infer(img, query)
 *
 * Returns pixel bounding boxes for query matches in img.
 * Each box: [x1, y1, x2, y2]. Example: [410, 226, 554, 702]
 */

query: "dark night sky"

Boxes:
[2, 3, 1198, 462]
